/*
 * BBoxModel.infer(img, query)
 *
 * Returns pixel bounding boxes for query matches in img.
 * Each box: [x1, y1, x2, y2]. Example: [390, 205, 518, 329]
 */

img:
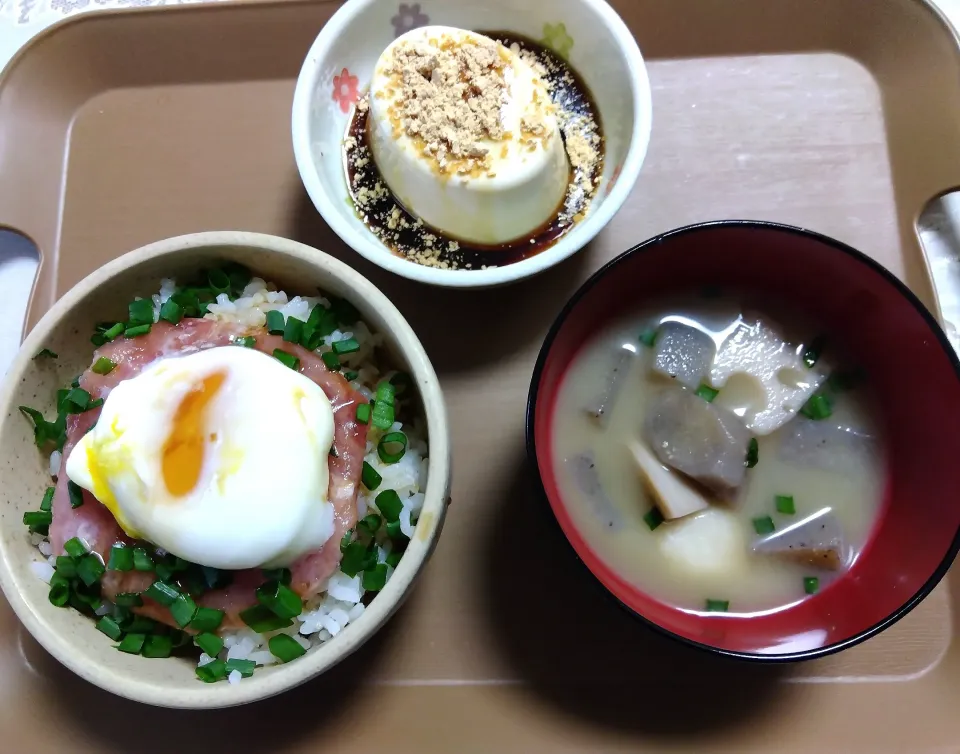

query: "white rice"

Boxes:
[29, 275, 428, 682]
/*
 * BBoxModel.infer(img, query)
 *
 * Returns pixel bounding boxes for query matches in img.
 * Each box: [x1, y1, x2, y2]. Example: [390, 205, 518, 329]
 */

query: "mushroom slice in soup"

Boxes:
[643, 387, 752, 499]
[752, 507, 848, 571]
[710, 315, 828, 435]
[651, 322, 716, 389]
[628, 439, 709, 520]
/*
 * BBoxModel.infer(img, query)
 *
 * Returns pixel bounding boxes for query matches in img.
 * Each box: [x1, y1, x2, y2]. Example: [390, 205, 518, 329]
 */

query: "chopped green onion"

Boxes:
[321, 351, 340, 371]
[775, 495, 796, 515]
[362, 564, 388, 592]
[77, 554, 105, 586]
[385, 550, 403, 568]
[745, 437, 759, 468]
[96, 615, 124, 641]
[361, 461, 382, 491]
[34, 348, 58, 359]
[256, 580, 303, 620]
[332, 337, 359, 355]
[233, 336, 256, 348]
[91, 334, 106, 347]
[372, 382, 396, 430]
[265, 310, 285, 334]
[803, 336, 826, 368]
[385, 520, 406, 541]
[127, 299, 154, 327]
[141, 634, 173, 659]
[116, 633, 146, 654]
[158, 298, 183, 324]
[238, 605, 293, 633]
[195, 632, 224, 657]
[63, 537, 87, 559]
[155, 562, 174, 582]
[752, 516, 775, 535]
[330, 297, 361, 326]
[804, 577, 820, 595]
[261, 567, 292, 586]
[63, 388, 91, 413]
[225, 658, 256, 678]
[87, 398, 104, 411]
[48, 573, 70, 607]
[375, 489, 403, 522]
[124, 324, 152, 338]
[103, 322, 125, 341]
[356, 403, 371, 425]
[67, 481, 84, 508]
[344, 370, 359, 382]
[132, 547, 154, 571]
[200, 565, 230, 590]
[340, 529, 353, 553]
[357, 513, 382, 535]
[340, 541, 371, 577]
[145, 581, 179, 607]
[377, 431, 408, 463]
[189, 607, 225, 633]
[268, 634, 306, 663]
[643, 507, 664, 531]
[389, 372, 412, 393]
[113, 592, 143, 607]
[273, 349, 300, 371]
[18, 405, 65, 450]
[54, 555, 77, 579]
[196, 659, 228, 683]
[283, 317, 304, 344]
[705, 599, 729, 612]
[91, 357, 116, 375]
[22, 510, 52, 531]
[40, 487, 55, 512]
[800, 393, 833, 420]
[329, 445, 338, 458]
[122, 615, 158, 634]
[695, 384, 719, 402]
[107, 544, 133, 571]
[170, 593, 198, 628]
[222, 263, 252, 294]
[639, 329, 658, 347]
[207, 268, 231, 294]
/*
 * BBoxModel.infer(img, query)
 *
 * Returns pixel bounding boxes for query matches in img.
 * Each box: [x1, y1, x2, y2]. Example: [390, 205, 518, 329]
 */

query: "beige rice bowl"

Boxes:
[0, 233, 450, 708]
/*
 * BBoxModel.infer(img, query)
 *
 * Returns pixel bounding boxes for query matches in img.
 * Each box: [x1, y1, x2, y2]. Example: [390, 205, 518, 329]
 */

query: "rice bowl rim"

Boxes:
[0, 231, 452, 709]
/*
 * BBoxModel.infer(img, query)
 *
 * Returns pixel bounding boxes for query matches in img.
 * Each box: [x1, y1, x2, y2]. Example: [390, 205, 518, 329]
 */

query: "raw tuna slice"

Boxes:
[50, 318, 369, 630]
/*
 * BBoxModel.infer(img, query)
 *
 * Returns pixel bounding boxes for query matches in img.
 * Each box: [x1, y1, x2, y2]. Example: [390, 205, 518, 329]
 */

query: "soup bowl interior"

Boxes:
[528, 221, 960, 659]
[291, 0, 652, 288]
[0, 232, 451, 707]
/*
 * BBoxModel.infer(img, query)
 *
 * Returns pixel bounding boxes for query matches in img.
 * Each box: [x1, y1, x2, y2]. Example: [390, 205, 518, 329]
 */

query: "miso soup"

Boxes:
[551, 295, 885, 615]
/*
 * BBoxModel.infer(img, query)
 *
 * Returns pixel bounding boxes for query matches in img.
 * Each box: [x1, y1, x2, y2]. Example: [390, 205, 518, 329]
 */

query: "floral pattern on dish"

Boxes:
[391, 3, 429, 38]
[332, 68, 360, 114]
[541, 22, 574, 59]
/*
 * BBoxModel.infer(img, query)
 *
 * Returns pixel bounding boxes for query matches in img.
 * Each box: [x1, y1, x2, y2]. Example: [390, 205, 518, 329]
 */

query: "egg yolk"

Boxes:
[162, 371, 225, 496]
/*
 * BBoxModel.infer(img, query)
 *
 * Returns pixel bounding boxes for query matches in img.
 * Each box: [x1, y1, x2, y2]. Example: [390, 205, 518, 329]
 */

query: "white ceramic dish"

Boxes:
[291, 0, 653, 288]
[0, 232, 452, 708]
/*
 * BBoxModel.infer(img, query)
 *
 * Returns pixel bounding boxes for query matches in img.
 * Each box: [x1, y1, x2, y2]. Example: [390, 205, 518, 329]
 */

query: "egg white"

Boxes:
[66, 345, 337, 569]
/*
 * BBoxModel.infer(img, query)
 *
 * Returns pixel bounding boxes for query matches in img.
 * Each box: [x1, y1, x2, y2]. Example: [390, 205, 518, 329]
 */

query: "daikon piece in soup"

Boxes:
[550, 294, 885, 615]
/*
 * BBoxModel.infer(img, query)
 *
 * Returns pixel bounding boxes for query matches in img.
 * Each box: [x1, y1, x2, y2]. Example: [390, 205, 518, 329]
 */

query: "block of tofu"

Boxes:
[710, 316, 828, 435]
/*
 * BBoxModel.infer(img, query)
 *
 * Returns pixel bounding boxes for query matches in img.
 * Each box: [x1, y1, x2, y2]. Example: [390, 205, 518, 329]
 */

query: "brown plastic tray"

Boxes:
[2, 0, 960, 750]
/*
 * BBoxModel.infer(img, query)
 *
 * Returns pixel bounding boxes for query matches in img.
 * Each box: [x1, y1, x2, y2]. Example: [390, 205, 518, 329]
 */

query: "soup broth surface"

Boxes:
[551, 295, 885, 615]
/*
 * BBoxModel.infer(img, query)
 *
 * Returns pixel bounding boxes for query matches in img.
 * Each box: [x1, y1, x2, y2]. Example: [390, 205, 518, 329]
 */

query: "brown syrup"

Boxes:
[343, 32, 605, 271]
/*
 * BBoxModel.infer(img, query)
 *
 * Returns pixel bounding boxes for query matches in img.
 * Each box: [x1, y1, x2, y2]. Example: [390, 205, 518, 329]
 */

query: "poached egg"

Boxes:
[66, 345, 337, 569]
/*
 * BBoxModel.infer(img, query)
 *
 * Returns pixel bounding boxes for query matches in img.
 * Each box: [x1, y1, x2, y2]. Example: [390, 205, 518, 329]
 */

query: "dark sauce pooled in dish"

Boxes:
[343, 32, 604, 271]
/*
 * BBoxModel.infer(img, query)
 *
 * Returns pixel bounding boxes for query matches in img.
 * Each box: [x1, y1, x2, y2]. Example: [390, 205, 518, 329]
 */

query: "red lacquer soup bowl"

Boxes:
[526, 221, 960, 661]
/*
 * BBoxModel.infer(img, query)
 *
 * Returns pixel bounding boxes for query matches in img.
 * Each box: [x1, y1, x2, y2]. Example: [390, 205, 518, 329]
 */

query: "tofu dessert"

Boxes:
[367, 26, 570, 246]
[343, 29, 604, 270]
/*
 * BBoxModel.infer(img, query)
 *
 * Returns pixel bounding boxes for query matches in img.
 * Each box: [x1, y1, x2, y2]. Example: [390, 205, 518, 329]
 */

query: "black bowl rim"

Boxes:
[524, 218, 960, 663]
